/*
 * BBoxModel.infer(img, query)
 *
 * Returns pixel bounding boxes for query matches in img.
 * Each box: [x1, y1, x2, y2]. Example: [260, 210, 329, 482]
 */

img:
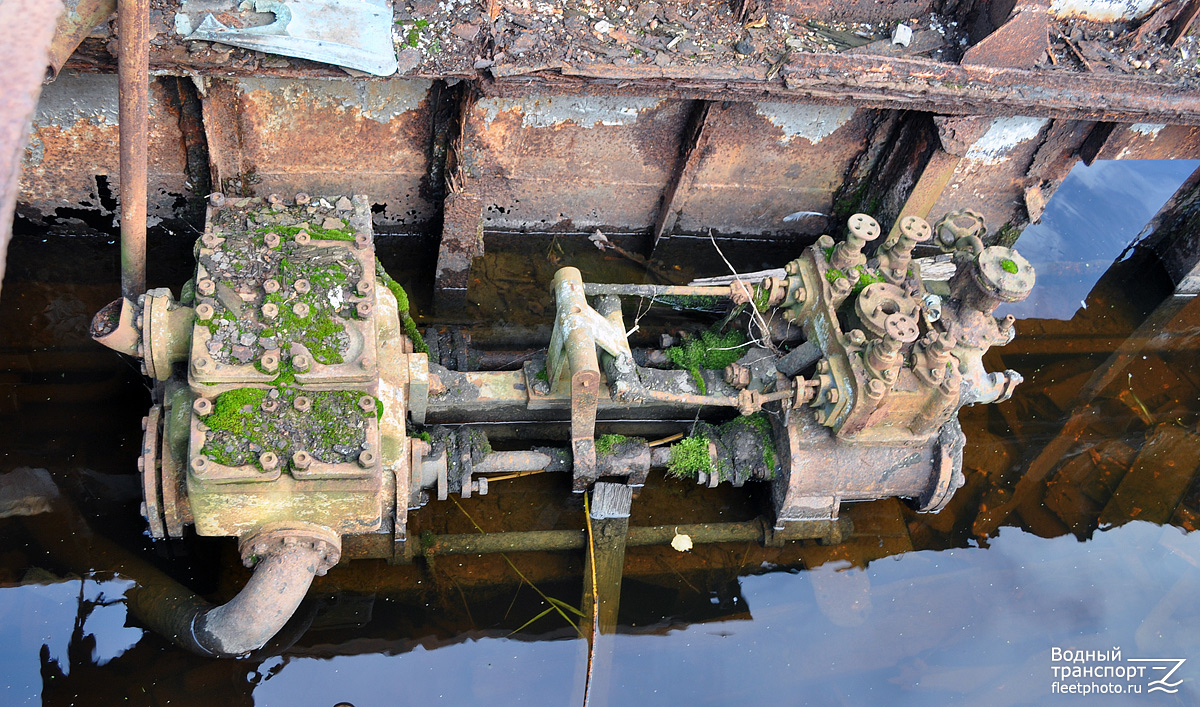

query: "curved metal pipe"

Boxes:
[24, 499, 326, 658]
[193, 544, 324, 656]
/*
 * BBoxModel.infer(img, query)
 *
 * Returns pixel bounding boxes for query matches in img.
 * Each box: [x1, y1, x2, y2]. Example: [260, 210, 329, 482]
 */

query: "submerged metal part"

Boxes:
[184, 0, 398, 76]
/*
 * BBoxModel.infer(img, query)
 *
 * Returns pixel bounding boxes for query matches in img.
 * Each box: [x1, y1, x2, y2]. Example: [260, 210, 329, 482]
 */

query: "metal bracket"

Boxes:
[547, 267, 633, 491]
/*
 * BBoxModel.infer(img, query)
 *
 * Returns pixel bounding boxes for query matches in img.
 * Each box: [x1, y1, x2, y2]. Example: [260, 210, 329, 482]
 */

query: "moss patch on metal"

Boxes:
[1000, 258, 1019, 274]
[199, 217, 363, 366]
[199, 387, 375, 468]
[375, 258, 428, 354]
[595, 433, 628, 457]
[667, 435, 713, 479]
[665, 328, 747, 394]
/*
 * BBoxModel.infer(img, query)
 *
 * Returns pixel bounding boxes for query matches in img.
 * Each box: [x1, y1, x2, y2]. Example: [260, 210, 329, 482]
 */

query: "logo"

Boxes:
[1050, 647, 1188, 696]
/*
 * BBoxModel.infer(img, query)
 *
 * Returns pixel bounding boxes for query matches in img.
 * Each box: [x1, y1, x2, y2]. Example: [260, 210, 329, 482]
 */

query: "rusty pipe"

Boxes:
[194, 543, 325, 656]
[26, 498, 327, 658]
[47, 0, 116, 79]
[583, 283, 733, 298]
[117, 0, 148, 301]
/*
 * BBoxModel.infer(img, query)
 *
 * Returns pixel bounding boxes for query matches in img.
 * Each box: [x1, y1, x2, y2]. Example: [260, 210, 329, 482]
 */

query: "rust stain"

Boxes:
[462, 95, 689, 231]
[673, 101, 876, 236]
[202, 77, 437, 226]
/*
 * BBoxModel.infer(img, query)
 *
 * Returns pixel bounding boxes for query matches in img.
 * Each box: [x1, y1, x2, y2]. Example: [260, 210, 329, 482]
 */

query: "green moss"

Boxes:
[595, 434, 628, 457]
[535, 366, 549, 383]
[725, 413, 778, 479]
[199, 387, 369, 468]
[409, 429, 432, 443]
[1000, 258, 1018, 274]
[825, 268, 846, 283]
[375, 258, 429, 354]
[257, 219, 355, 242]
[665, 328, 747, 395]
[657, 294, 725, 311]
[204, 388, 268, 439]
[850, 265, 885, 292]
[667, 435, 713, 479]
[752, 283, 771, 311]
[823, 246, 834, 261]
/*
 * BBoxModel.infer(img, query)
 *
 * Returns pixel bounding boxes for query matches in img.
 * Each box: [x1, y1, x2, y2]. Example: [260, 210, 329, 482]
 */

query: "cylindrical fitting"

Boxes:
[196, 303, 215, 321]
[830, 213, 881, 270]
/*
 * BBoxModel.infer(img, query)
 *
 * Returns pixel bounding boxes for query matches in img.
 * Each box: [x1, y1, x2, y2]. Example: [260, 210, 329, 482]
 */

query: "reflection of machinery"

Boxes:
[90, 195, 1033, 656]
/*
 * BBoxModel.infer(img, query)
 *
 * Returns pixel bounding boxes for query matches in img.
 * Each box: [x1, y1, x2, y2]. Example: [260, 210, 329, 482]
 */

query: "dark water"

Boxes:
[3, 162, 1200, 705]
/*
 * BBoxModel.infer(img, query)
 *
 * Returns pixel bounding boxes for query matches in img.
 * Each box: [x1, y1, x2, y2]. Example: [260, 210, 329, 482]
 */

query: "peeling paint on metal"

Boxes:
[34, 72, 120, 127]
[964, 117, 1048, 165]
[480, 96, 663, 129]
[754, 102, 856, 145]
[1131, 123, 1166, 137]
[1049, 0, 1155, 21]
[237, 77, 432, 125]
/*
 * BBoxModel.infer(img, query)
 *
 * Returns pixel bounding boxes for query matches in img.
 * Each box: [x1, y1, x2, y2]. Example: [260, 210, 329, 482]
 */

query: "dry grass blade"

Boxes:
[582, 492, 600, 707]
[451, 497, 583, 637]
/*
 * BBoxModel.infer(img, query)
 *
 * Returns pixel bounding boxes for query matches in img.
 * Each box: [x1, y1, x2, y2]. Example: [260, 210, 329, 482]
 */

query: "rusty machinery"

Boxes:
[90, 195, 1033, 656]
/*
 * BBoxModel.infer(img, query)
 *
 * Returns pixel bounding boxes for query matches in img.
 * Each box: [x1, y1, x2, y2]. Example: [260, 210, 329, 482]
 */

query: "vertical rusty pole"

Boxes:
[118, 0, 149, 300]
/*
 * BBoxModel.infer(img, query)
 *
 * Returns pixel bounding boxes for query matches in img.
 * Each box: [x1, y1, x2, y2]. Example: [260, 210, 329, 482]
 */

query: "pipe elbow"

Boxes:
[192, 543, 327, 657]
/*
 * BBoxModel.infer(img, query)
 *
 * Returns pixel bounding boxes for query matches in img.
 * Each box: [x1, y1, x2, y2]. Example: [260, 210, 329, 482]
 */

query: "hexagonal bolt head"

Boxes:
[294, 232, 311, 245]
[785, 259, 802, 275]
[827, 388, 840, 404]
[292, 302, 310, 318]
[192, 356, 213, 374]
[190, 455, 209, 472]
[200, 233, 221, 248]
[358, 449, 377, 468]
[260, 352, 279, 374]
[263, 279, 280, 293]
[197, 279, 216, 296]
[208, 193, 225, 207]
[193, 398, 213, 416]
[261, 302, 279, 320]
[354, 234, 371, 250]
[360, 356, 374, 370]
[260, 398, 279, 413]
[866, 378, 887, 399]
[294, 395, 312, 412]
[195, 303, 215, 321]
[264, 232, 281, 249]
[293, 354, 312, 372]
[267, 193, 283, 206]
[831, 276, 852, 295]
[356, 302, 372, 318]
[294, 192, 310, 205]
[293, 279, 311, 294]
[355, 280, 374, 296]
[816, 359, 830, 373]
[847, 329, 867, 347]
[292, 450, 313, 470]
[259, 452, 280, 471]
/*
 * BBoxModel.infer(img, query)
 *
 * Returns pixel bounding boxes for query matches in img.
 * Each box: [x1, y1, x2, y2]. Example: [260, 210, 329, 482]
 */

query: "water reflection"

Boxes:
[1002, 159, 1199, 321]
[3, 162, 1200, 704]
